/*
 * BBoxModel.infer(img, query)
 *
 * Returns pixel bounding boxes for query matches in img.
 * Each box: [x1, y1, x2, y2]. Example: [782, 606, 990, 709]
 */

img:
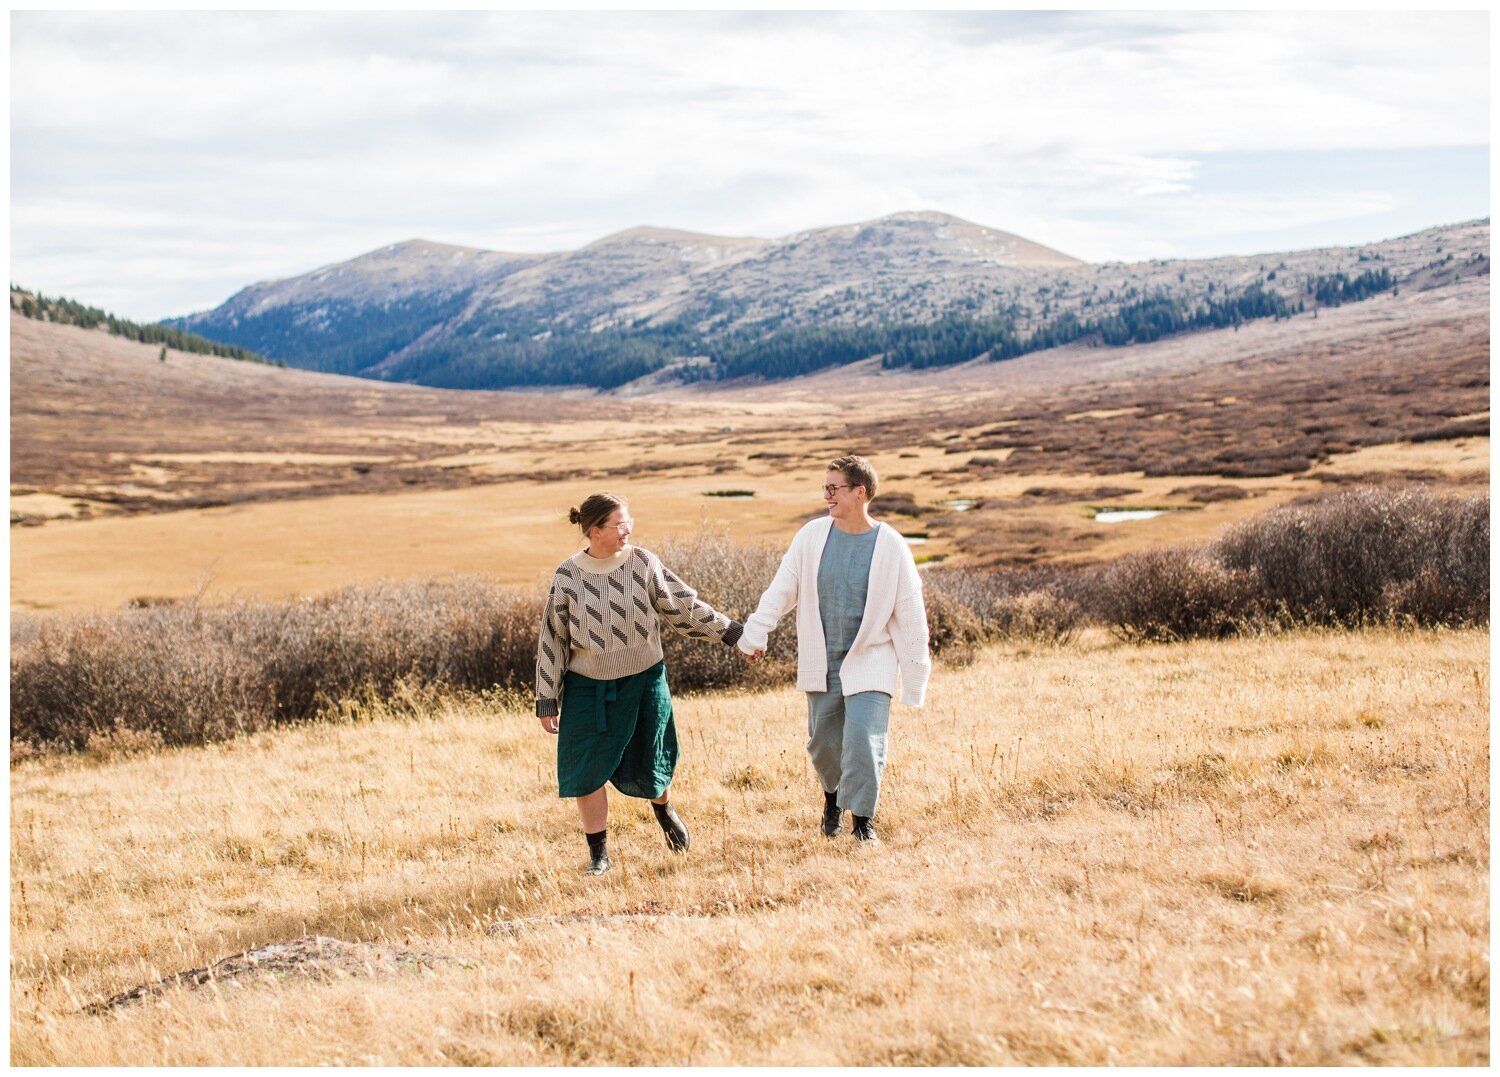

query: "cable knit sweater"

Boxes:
[534, 545, 743, 718]
[737, 517, 931, 707]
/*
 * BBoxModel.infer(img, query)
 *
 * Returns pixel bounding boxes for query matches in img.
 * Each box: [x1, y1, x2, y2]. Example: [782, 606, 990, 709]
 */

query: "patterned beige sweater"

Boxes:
[534, 546, 743, 717]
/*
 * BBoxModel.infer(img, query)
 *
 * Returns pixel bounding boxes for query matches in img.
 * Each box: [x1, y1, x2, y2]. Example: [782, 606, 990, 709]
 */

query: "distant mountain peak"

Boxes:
[872, 209, 973, 225]
[786, 211, 1085, 267]
[585, 225, 767, 249]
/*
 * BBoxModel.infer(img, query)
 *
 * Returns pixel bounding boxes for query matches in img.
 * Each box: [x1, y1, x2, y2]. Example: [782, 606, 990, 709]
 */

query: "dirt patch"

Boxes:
[84, 935, 468, 1013]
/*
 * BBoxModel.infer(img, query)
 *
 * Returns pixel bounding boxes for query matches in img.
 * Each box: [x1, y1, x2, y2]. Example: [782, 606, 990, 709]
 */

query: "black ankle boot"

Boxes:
[584, 829, 611, 875]
[852, 815, 879, 845]
[821, 790, 843, 837]
[653, 801, 690, 852]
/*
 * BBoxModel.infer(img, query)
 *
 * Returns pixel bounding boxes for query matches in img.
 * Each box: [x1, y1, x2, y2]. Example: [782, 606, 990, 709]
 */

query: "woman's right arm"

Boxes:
[535, 571, 572, 727]
[738, 539, 802, 655]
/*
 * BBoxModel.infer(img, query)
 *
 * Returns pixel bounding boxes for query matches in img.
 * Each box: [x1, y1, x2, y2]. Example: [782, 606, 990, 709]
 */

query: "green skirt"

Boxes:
[556, 661, 677, 799]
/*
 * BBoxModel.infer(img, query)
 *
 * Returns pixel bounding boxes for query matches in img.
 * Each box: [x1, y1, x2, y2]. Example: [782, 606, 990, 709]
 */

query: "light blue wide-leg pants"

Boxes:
[806, 666, 892, 818]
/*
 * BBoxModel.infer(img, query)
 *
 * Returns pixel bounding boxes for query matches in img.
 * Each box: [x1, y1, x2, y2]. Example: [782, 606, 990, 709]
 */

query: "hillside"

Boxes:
[171, 213, 1487, 391]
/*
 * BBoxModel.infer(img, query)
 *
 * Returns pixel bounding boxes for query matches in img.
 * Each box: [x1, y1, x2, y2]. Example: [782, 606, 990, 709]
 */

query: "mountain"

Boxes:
[170, 214, 1488, 391]
[175, 240, 546, 377]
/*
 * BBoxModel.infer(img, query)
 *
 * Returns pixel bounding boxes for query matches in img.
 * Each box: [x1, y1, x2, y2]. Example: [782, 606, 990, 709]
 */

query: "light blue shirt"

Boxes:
[817, 524, 880, 663]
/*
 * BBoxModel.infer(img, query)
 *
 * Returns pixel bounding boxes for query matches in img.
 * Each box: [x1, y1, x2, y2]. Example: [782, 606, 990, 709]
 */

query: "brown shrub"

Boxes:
[877, 491, 932, 517]
[11, 578, 541, 752]
[922, 590, 988, 665]
[1167, 483, 1248, 502]
[1021, 485, 1139, 503]
[1088, 548, 1258, 643]
[1212, 486, 1489, 626]
[923, 565, 1084, 645]
[989, 591, 1082, 645]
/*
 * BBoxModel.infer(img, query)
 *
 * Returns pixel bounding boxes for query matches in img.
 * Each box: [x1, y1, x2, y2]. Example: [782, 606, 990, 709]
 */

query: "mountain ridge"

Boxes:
[170, 214, 1488, 391]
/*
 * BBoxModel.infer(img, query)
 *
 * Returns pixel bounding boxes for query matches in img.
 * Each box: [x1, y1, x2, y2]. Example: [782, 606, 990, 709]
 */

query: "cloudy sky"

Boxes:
[11, 10, 1490, 322]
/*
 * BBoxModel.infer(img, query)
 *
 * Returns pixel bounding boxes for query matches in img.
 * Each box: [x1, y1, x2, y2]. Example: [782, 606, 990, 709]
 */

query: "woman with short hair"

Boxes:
[535, 492, 743, 875]
[738, 454, 931, 845]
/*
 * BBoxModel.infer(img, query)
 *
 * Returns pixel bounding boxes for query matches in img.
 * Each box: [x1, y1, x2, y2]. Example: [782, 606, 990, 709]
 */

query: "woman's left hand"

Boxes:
[539, 715, 560, 735]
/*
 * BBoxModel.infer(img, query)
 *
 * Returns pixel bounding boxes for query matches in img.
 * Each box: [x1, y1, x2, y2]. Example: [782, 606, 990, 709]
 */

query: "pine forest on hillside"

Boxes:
[10, 288, 271, 365]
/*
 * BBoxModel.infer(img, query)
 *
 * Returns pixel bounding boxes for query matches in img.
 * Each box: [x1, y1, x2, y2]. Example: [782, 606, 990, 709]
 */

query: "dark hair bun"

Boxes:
[568, 507, 583, 525]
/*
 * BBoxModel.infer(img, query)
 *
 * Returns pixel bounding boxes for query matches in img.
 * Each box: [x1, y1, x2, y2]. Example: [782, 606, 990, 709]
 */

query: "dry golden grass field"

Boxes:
[10, 276, 1488, 613]
[10, 628, 1488, 1065]
[8, 271, 1489, 1066]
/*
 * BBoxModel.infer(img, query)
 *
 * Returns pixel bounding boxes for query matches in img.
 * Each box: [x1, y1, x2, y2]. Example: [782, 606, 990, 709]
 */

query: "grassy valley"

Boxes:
[11, 262, 1487, 610]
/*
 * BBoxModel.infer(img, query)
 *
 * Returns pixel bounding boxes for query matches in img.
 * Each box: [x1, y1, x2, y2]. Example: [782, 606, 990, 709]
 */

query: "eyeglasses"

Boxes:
[823, 484, 852, 497]
[597, 517, 633, 533]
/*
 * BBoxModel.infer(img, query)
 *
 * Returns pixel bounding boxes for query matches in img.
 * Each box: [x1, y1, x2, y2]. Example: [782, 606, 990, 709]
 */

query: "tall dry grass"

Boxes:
[10, 627, 1488, 1065]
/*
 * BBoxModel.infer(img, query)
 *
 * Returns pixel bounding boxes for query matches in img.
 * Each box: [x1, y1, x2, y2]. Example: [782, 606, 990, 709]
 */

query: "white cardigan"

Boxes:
[738, 517, 931, 707]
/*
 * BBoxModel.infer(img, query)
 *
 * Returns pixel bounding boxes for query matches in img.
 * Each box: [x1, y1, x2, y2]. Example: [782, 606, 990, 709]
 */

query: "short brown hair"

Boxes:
[828, 454, 877, 499]
[568, 492, 627, 538]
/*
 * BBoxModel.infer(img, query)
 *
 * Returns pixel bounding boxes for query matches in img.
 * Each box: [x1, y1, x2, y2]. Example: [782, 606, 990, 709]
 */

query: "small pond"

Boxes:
[942, 499, 979, 512]
[1093, 509, 1168, 523]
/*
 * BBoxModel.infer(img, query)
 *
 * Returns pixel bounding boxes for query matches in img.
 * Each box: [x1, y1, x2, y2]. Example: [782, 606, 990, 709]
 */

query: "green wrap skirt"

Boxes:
[556, 661, 677, 799]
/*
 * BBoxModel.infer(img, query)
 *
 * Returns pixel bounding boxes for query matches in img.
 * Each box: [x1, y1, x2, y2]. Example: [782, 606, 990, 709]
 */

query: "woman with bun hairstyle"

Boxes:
[535, 492, 744, 876]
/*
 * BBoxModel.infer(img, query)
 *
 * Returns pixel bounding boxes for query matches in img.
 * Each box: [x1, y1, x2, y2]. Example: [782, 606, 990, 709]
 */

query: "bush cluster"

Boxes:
[10, 487, 1487, 755]
[1086, 486, 1488, 640]
[922, 564, 1084, 656]
[11, 578, 540, 752]
[1087, 549, 1255, 643]
[1213, 486, 1488, 626]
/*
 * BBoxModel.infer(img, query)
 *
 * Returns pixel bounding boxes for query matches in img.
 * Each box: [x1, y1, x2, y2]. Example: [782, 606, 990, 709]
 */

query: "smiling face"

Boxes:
[587, 505, 633, 556]
[823, 468, 866, 522]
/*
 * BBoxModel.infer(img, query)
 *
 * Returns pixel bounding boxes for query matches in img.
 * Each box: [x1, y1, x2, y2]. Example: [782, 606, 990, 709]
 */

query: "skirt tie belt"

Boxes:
[592, 679, 618, 733]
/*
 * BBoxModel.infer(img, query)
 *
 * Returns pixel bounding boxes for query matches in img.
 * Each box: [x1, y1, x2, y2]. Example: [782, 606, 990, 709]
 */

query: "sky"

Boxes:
[10, 9, 1491, 322]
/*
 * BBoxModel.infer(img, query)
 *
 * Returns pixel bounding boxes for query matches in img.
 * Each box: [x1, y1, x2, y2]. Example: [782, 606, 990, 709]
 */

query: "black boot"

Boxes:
[584, 830, 611, 875]
[821, 790, 843, 837]
[852, 815, 880, 845]
[653, 801, 690, 852]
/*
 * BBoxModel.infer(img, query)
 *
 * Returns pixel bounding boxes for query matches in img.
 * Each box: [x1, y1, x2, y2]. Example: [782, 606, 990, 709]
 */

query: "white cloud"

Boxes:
[9, 10, 1489, 319]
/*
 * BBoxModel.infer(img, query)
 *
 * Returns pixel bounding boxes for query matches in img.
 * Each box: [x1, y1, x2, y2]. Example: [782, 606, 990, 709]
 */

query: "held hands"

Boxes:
[744, 648, 765, 662]
[538, 715, 560, 735]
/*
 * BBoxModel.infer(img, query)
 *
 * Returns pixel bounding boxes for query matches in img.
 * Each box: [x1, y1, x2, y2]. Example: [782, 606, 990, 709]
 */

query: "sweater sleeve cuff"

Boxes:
[738, 619, 770, 654]
[536, 698, 559, 718]
[722, 621, 744, 647]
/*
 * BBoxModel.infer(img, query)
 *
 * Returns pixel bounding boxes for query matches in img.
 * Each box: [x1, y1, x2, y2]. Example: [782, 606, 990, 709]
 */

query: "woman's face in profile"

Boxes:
[589, 506, 633, 555]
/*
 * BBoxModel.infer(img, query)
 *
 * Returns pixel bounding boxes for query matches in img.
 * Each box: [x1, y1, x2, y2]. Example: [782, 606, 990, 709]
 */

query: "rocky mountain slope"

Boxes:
[171, 212, 1489, 391]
